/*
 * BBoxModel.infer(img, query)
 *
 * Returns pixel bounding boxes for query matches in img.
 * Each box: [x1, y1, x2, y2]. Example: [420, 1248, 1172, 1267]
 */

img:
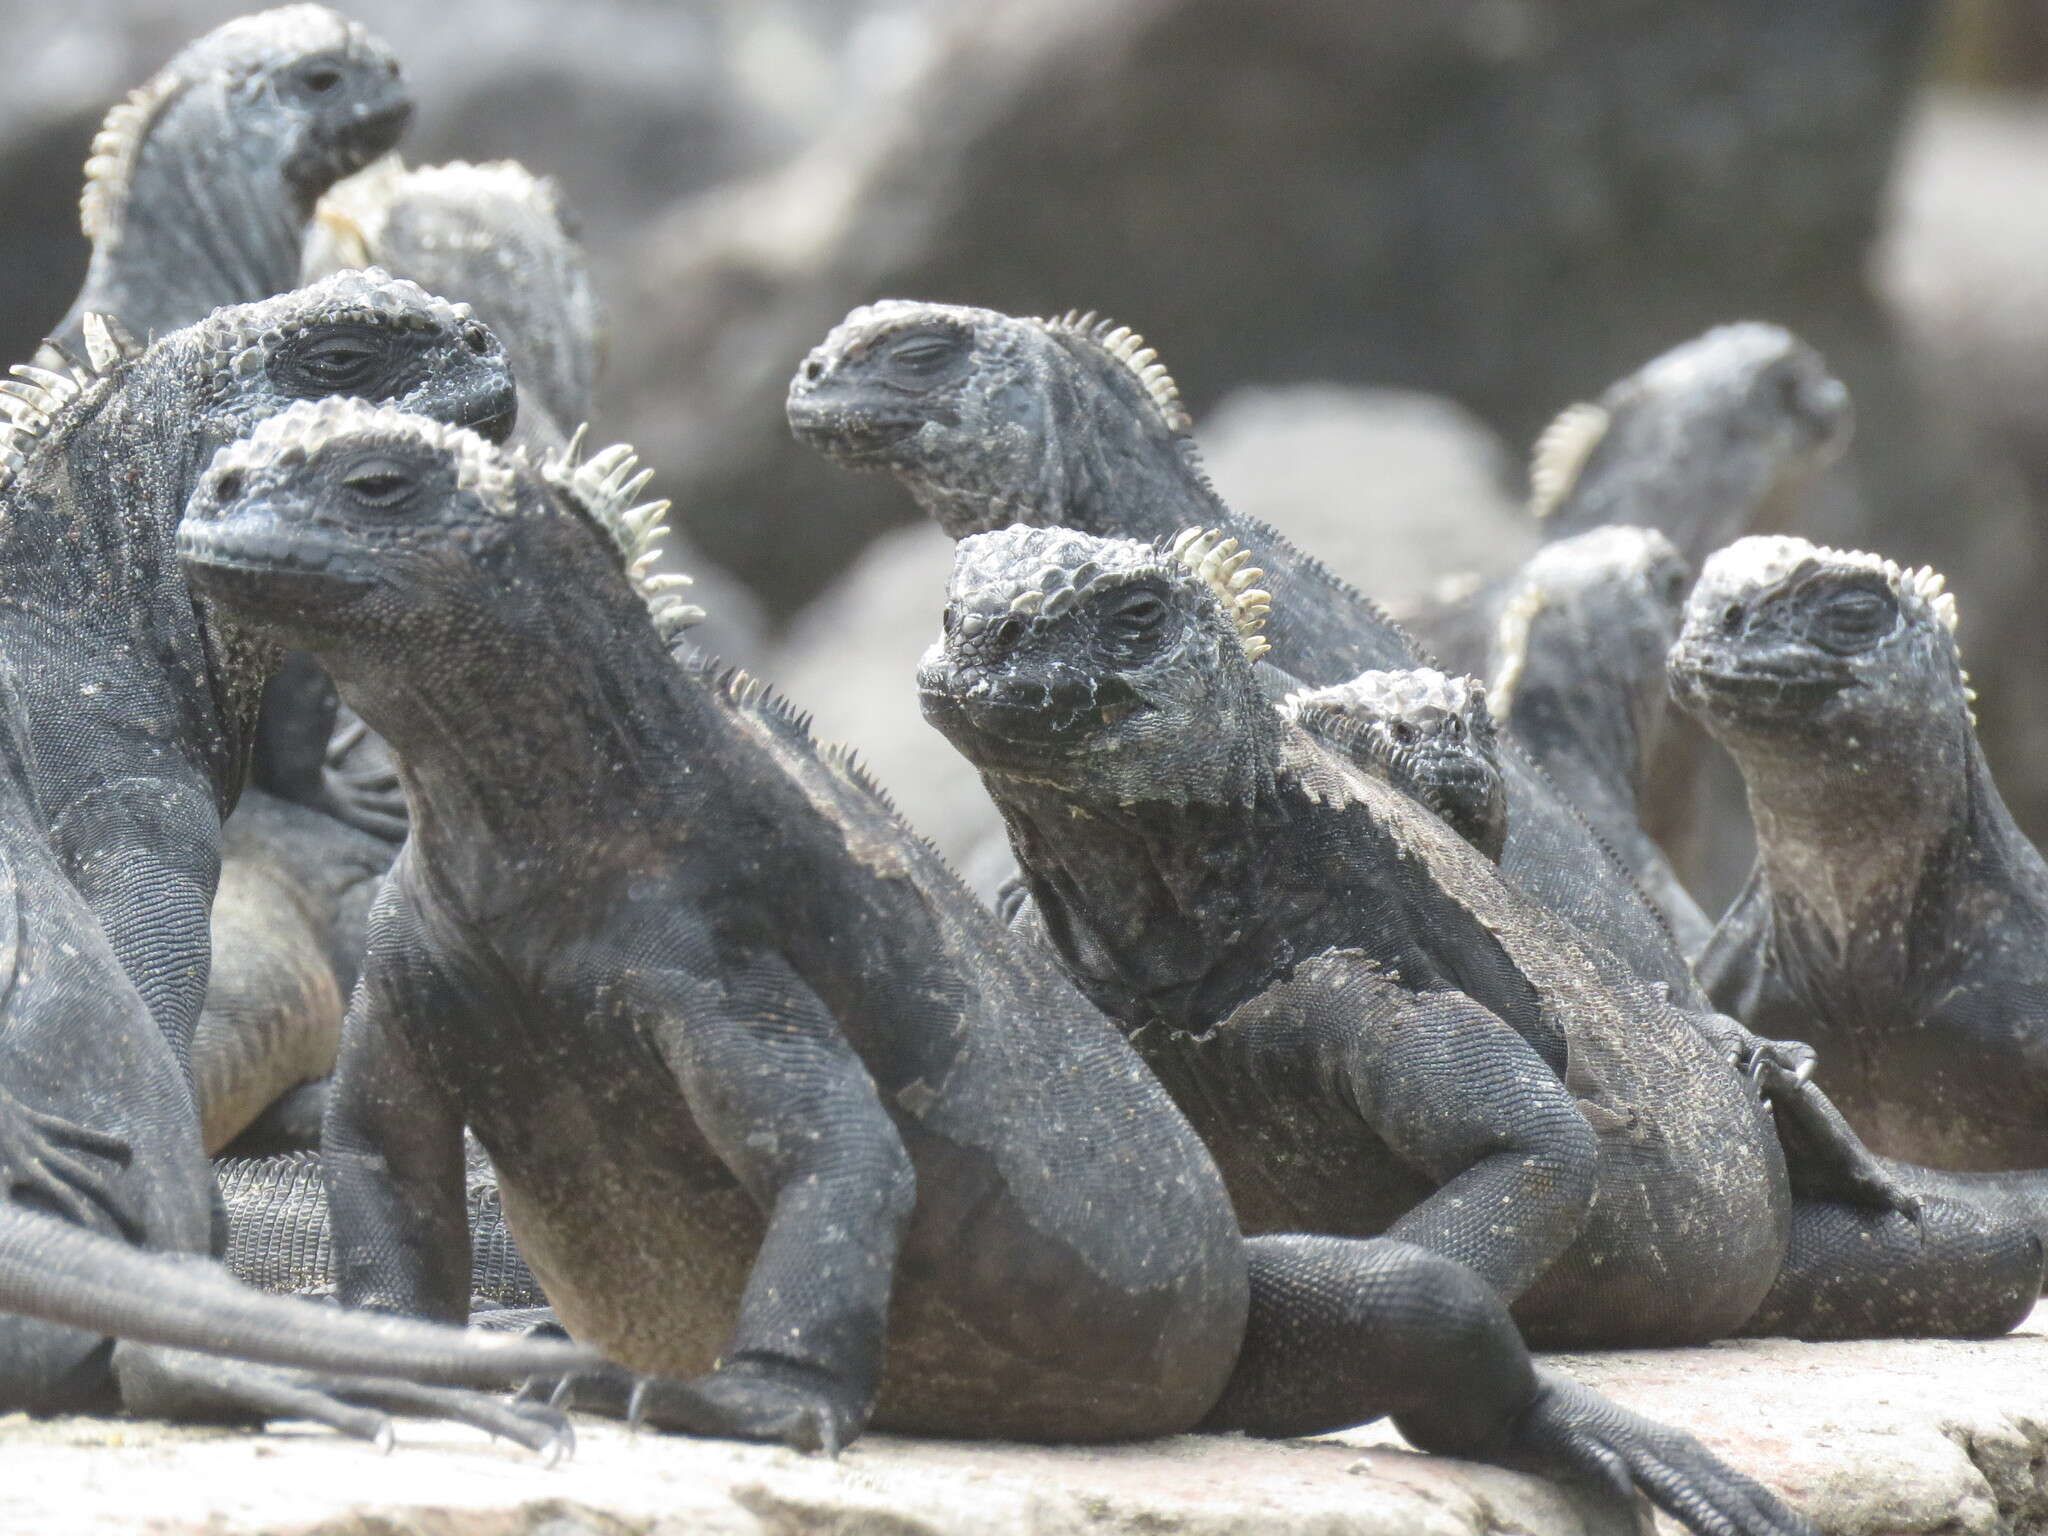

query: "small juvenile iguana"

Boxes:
[0, 270, 512, 1115]
[1486, 527, 1710, 953]
[1675, 537, 2048, 1188]
[1280, 668, 1508, 862]
[175, 400, 1816, 1536]
[917, 521, 2042, 1349]
[785, 300, 1700, 1002]
[50, 5, 411, 359]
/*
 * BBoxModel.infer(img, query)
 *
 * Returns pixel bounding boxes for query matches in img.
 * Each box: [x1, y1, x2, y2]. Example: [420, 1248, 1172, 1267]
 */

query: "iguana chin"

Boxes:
[51, 5, 410, 359]
[1486, 525, 1709, 953]
[1675, 536, 2048, 1190]
[1281, 668, 1508, 863]
[917, 519, 2042, 1350]
[0, 268, 512, 1116]
[177, 400, 1817, 1536]
[787, 299, 1705, 1005]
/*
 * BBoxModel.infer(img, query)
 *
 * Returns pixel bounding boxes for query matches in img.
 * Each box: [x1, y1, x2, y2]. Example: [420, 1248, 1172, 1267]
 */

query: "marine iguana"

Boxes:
[1675, 537, 2048, 1191]
[0, 712, 586, 1443]
[50, 5, 410, 360]
[916, 521, 2042, 1349]
[1486, 527, 1710, 953]
[1279, 668, 1508, 863]
[0, 270, 512, 1112]
[177, 402, 1816, 1536]
[784, 300, 1701, 1002]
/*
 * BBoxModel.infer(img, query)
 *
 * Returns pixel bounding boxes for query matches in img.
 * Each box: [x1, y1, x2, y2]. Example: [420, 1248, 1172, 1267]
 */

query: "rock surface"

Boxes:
[10, 1302, 2048, 1534]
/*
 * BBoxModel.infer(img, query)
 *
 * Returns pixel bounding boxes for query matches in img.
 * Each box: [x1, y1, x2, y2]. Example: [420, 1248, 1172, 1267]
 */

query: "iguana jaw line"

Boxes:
[178, 518, 379, 622]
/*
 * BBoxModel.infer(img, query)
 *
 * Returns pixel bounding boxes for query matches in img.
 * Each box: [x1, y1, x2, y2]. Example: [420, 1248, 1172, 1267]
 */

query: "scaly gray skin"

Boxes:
[217, 1144, 542, 1310]
[176, 404, 1817, 1536]
[1487, 527, 1711, 954]
[0, 268, 513, 1106]
[918, 523, 2043, 1352]
[786, 300, 1702, 1005]
[1674, 537, 2048, 1247]
[50, 6, 410, 359]
[0, 707, 590, 1442]
[1281, 669, 1508, 864]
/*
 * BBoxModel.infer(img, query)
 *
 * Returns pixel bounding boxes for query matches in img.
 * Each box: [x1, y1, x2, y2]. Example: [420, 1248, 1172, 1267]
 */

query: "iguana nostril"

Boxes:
[1721, 603, 1743, 635]
[213, 470, 243, 503]
[802, 356, 825, 384]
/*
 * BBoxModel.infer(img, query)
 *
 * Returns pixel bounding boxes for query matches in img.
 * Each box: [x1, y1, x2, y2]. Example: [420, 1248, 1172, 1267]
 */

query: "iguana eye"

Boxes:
[275, 329, 391, 395]
[1109, 592, 1166, 637]
[884, 331, 968, 377]
[340, 458, 419, 512]
[1812, 584, 1896, 653]
[300, 66, 343, 94]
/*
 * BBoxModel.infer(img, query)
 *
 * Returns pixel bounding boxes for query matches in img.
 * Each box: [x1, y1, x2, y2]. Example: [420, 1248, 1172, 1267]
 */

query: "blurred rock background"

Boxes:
[2, 0, 2043, 894]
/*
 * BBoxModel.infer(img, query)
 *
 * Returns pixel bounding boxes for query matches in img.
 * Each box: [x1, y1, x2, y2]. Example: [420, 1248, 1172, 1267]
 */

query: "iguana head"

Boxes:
[787, 301, 1189, 538]
[179, 402, 691, 655]
[185, 267, 516, 445]
[83, 5, 409, 251]
[1531, 323, 1851, 567]
[1668, 534, 1970, 756]
[303, 159, 602, 447]
[1283, 670, 1506, 860]
[1490, 526, 1689, 792]
[917, 524, 1279, 805]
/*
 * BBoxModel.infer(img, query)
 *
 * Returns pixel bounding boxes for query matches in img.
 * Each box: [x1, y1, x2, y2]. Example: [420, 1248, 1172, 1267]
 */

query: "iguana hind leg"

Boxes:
[1208, 1236, 1814, 1536]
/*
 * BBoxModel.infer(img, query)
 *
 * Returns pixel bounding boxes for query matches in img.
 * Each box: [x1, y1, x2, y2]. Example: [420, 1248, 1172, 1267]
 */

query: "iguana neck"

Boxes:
[913, 367, 1225, 542]
[1740, 711, 1975, 961]
[1507, 666, 1651, 818]
[331, 549, 700, 874]
[73, 96, 307, 342]
[977, 741, 1289, 1010]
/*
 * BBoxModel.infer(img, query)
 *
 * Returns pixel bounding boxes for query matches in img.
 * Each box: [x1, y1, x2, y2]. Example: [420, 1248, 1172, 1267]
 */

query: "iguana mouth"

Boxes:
[1672, 663, 1846, 716]
[177, 524, 377, 593]
[785, 397, 927, 458]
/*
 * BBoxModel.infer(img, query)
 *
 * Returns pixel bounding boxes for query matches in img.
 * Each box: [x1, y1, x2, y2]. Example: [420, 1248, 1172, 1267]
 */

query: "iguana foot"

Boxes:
[1507, 1373, 1817, 1536]
[0, 1093, 139, 1239]
[628, 1358, 863, 1455]
[1741, 1038, 1815, 1093]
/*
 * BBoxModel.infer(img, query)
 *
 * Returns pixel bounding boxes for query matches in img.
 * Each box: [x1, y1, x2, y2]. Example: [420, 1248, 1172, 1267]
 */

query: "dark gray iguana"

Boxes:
[50, 5, 410, 363]
[1485, 527, 1710, 953]
[1675, 537, 2048, 1204]
[0, 270, 513, 1125]
[784, 300, 1703, 1004]
[915, 521, 2043, 1349]
[0, 694, 588, 1441]
[174, 400, 1818, 1536]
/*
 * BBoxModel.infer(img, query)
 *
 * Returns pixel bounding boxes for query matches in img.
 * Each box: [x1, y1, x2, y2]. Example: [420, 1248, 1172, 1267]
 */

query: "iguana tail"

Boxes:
[0, 1205, 595, 1386]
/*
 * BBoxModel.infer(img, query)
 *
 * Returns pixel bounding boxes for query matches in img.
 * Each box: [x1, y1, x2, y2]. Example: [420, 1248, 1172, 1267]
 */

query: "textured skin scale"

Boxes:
[0, 268, 513, 1124]
[787, 299, 1705, 1007]
[1485, 527, 1711, 953]
[177, 407, 1815, 1536]
[1675, 538, 2048, 1234]
[1282, 669, 1508, 863]
[52, 5, 410, 360]
[919, 522, 2044, 1354]
[217, 1141, 542, 1310]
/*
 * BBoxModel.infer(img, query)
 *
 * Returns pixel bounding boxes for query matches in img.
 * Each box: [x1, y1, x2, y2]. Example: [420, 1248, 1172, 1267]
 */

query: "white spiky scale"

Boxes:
[1528, 401, 1610, 521]
[1042, 311, 1192, 436]
[538, 431, 699, 641]
[1170, 527, 1273, 662]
